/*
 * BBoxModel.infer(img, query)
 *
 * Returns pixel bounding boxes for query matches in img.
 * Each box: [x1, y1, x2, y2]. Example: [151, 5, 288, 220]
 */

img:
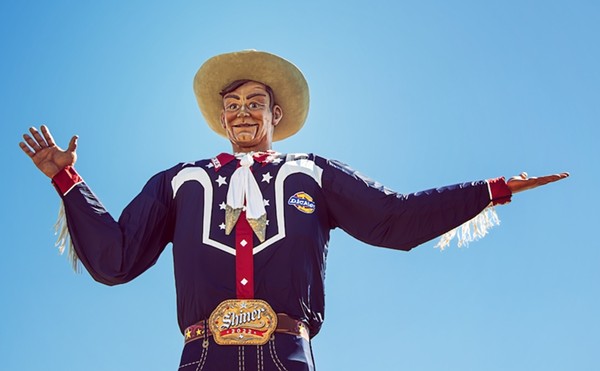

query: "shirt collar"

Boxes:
[211, 151, 280, 171]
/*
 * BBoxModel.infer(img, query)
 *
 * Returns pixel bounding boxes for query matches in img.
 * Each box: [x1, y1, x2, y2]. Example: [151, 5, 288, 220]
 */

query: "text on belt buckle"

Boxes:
[208, 299, 278, 345]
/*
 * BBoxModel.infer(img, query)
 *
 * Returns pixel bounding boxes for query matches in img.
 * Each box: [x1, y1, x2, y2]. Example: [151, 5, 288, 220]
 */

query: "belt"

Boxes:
[184, 313, 310, 344]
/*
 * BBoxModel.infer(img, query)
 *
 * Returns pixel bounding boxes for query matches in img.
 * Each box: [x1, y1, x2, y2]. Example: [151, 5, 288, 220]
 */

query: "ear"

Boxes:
[220, 111, 226, 129]
[272, 105, 283, 127]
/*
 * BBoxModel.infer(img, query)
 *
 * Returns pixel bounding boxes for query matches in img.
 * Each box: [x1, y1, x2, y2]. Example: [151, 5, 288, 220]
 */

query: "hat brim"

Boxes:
[193, 50, 309, 142]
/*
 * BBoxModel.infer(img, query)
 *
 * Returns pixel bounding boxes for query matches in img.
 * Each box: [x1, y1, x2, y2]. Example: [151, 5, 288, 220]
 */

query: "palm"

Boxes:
[33, 144, 76, 175]
[20, 126, 78, 178]
[507, 172, 569, 194]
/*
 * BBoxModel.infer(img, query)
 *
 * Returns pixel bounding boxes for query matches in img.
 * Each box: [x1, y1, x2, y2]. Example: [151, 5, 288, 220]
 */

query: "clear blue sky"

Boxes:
[1, 1, 598, 370]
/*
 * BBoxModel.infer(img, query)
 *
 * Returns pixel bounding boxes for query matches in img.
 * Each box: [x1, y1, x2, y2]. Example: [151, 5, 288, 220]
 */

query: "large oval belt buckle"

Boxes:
[208, 299, 278, 346]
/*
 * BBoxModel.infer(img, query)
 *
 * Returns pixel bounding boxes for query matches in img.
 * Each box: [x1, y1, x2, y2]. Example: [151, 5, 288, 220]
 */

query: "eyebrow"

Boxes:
[247, 93, 267, 99]
[223, 94, 240, 100]
[223, 93, 267, 101]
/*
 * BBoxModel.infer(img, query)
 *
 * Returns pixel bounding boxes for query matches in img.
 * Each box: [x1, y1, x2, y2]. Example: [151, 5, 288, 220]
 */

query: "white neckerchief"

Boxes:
[224, 153, 267, 242]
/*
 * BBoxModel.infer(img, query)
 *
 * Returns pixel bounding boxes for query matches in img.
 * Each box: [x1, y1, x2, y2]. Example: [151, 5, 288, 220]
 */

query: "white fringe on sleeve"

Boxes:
[54, 201, 81, 272]
[435, 206, 500, 250]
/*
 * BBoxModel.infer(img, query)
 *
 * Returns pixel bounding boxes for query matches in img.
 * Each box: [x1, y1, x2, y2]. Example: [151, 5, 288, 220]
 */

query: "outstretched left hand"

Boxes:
[507, 172, 570, 194]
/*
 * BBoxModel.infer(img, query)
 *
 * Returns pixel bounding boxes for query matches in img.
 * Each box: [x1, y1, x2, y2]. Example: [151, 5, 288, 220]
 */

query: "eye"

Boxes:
[226, 103, 239, 111]
[248, 102, 264, 110]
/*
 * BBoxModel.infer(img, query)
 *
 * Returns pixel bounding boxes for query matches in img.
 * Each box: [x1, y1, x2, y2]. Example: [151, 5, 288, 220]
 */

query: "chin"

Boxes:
[233, 137, 258, 146]
[235, 134, 256, 142]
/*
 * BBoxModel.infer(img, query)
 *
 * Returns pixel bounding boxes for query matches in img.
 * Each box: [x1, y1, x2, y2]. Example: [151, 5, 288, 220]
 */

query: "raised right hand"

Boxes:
[19, 125, 78, 179]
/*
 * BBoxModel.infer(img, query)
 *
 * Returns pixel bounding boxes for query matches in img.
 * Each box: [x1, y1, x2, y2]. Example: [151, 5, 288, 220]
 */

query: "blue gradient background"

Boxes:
[2, 1, 598, 370]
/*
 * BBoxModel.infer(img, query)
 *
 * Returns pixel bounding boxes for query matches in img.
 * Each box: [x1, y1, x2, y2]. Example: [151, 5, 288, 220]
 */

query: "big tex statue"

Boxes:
[19, 50, 568, 370]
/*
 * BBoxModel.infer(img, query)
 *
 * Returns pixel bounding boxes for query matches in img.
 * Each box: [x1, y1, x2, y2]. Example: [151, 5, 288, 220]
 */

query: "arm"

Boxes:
[53, 168, 174, 285]
[318, 158, 569, 251]
[318, 157, 505, 251]
[20, 126, 174, 285]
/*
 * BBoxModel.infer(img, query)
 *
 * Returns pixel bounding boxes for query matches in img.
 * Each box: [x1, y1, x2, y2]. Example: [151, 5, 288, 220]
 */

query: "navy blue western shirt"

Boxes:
[53, 152, 507, 337]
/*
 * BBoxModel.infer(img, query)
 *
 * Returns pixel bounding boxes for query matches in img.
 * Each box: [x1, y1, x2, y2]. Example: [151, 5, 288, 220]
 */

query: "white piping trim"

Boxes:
[172, 167, 235, 255]
[170, 159, 324, 256]
[252, 159, 323, 254]
[63, 180, 83, 196]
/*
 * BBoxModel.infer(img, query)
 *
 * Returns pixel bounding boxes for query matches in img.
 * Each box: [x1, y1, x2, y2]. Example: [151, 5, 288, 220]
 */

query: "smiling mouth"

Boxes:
[233, 123, 258, 128]
[231, 123, 258, 141]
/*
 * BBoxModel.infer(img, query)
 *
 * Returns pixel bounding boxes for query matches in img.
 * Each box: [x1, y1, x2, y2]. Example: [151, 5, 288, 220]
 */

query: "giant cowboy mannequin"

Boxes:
[19, 50, 568, 370]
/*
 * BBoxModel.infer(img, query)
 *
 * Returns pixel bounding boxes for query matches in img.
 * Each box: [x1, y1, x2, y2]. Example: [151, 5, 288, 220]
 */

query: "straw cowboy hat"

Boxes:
[193, 50, 309, 141]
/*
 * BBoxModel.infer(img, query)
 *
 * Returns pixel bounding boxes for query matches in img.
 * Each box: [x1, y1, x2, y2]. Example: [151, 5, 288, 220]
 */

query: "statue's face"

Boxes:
[220, 81, 282, 152]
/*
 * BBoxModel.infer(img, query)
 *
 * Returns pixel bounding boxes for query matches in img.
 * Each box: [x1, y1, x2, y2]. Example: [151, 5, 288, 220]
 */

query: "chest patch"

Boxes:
[288, 192, 316, 214]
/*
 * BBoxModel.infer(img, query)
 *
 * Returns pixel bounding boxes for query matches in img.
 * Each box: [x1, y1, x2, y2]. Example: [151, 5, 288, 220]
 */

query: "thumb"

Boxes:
[67, 135, 79, 152]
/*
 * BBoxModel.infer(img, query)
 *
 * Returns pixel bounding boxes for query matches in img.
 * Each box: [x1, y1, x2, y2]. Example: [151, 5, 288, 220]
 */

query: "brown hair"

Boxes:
[219, 79, 276, 111]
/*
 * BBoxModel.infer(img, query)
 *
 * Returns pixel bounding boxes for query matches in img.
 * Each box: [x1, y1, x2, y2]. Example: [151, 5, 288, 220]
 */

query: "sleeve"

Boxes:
[52, 166, 174, 285]
[317, 157, 511, 252]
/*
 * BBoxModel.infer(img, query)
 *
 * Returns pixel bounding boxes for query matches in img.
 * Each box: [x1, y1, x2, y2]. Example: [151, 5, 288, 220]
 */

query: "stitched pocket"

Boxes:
[267, 334, 315, 371]
[179, 339, 210, 370]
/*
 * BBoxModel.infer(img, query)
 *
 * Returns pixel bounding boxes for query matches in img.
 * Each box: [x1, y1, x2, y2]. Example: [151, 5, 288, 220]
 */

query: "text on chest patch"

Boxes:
[288, 192, 316, 214]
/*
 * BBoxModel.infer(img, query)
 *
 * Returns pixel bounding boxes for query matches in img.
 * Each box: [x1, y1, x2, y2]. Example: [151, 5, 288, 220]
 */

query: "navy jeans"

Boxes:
[178, 333, 315, 371]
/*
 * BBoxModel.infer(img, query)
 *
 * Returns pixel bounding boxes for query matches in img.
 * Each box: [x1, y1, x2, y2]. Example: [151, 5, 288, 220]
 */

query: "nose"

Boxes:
[237, 104, 250, 117]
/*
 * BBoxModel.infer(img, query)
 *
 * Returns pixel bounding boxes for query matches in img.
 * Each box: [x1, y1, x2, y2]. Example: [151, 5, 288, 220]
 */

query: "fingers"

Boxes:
[41, 125, 56, 147]
[507, 171, 569, 194]
[67, 135, 78, 153]
[509, 172, 569, 183]
[29, 126, 48, 148]
[22, 132, 42, 152]
[537, 172, 570, 185]
[18, 141, 36, 158]
[21, 126, 51, 153]
[20, 126, 79, 160]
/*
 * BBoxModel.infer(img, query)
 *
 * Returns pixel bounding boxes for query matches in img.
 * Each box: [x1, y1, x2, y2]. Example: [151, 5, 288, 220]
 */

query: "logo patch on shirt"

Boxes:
[288, 192, 316, 214]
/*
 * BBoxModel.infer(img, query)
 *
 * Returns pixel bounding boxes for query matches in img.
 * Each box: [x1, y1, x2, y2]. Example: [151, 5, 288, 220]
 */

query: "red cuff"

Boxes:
[488, 177, 512, 205]
[52, 166, 83, 195]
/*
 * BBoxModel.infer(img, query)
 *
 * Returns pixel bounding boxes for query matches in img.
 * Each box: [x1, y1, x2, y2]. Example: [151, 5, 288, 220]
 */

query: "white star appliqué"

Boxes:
[263, 199, 270, 207]
[182, 161, 196, 167]
[272, 157, 282, 165]
[205, 163, 214, 169]
[219, 202, 226, 210]
[216, 175, 227, 187]
[219, 223, 226, 230]
[261, 172, 273, 183]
